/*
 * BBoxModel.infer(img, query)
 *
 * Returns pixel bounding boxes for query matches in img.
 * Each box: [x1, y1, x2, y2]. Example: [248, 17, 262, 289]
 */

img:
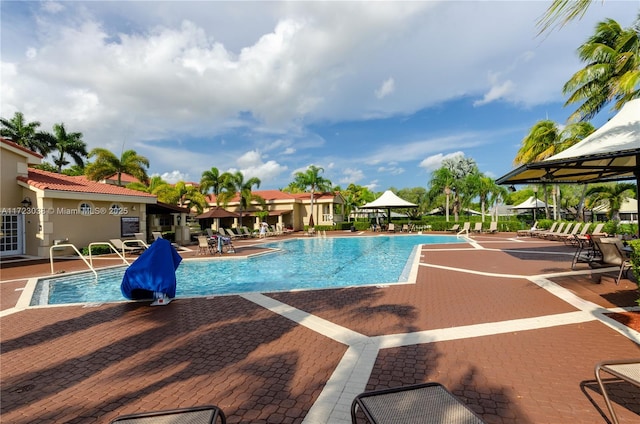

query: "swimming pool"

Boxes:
[31, 235, 463, 305]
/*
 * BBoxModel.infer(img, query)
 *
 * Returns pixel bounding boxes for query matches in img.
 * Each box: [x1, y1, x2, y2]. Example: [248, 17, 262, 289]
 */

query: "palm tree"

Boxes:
[127, 176, 175, 203]
[428, 167, 456, 221]
[49, 123, 88, 172]
[85, 148, 149, 186]
[470, 175, 507, 222]
[585, 182, 636, 221]
[563, 17, 640, 122]
[200, 167, 228, 205]
[0, 112, 51, 155]
[224, 171, 262, 227]
[292, 165, 332, 227]
[515, 120, 595, 218]
[537, 0, 593, 35]
[167, 181, 208, 213]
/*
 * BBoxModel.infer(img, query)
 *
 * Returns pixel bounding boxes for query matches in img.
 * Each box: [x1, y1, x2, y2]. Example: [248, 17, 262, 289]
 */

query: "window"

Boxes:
[79, 202, 92, 215]
[109, 203, 123, 215]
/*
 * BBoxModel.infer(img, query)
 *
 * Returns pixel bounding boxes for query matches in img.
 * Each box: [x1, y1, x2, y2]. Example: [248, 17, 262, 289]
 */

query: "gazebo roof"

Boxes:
[361, 190, 417, 209]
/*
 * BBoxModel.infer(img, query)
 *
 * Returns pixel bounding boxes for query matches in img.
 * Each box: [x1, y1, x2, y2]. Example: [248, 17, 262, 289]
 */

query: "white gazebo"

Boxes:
[360, 190, 417, 224]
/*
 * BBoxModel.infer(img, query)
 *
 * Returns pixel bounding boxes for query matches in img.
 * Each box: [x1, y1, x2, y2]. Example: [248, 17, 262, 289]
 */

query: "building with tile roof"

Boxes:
[1, 138, 188, 257]
[204, 189, 345, 231]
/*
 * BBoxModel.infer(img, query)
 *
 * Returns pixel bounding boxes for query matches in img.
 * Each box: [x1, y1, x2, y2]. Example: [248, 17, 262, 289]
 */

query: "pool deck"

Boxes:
[1, 231, 639, 423]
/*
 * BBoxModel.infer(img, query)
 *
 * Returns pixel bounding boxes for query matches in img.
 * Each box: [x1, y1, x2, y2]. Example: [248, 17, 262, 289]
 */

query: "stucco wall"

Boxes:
[37, 198, 147, 257]
[1, 148, 27, 208]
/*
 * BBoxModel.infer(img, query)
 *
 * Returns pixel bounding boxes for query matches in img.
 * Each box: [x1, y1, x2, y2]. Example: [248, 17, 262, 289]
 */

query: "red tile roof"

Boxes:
[1, 137, 44, 159]
[18, 168, 156, 198]
[205, 190, 339, 204]
[104, 173, 141, 184]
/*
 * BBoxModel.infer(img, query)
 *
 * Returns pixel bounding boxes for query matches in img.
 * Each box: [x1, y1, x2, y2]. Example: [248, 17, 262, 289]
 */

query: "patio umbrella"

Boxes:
[360, 190, 417, 225]
[497, 98, 639, 236]
[195, 207, 239, 230]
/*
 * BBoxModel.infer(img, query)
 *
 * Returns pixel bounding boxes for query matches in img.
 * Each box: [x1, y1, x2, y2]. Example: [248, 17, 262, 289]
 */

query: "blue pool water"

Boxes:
[32, 235, 462, 305]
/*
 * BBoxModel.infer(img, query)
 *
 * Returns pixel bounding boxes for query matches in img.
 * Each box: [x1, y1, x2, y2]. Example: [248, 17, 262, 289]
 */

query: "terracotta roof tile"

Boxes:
[18, 168, 156, 198]
[1, 137, 44, 159]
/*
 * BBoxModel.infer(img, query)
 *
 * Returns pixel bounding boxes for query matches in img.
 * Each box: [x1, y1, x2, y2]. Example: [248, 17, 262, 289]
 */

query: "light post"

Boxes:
[532, 185, 538, 222]
[444, 187, 451, 222]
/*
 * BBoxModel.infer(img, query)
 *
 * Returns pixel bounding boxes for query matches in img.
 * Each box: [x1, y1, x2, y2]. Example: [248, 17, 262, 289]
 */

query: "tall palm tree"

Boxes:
[292, 165, 332, 227]
[0, 112, 51, 155]
[563, 17, 640, 122]
[127, 176, 175, 203]
[515, 120, 595, 218]
[85, 148, 149, 186]
[428, 167, 456, 221]
[224, 171, 262, 227]
[200, 167, 228, 206]
[49, 123, 88, 172]
[537, 0, 593, 35]
[470, 174, 507, 222]
[585, 182, 636, 221]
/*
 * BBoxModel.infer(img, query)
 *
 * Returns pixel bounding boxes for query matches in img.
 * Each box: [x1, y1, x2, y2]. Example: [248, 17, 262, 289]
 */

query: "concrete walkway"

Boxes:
[1, 233, 639, 423]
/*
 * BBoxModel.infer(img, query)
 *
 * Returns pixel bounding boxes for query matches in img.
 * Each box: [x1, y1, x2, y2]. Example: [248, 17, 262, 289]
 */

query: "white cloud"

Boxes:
[236, 150, 287, 183]
[374, 77, 395, 99]
[419, 151, 465, 171]
[339, 168, 365, 184]
[473, 79, 515, 106]
[161, 170, 190, 184]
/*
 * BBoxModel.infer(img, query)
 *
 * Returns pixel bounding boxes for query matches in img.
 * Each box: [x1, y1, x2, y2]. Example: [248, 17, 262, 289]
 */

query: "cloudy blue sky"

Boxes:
[1, 1, 636, 191]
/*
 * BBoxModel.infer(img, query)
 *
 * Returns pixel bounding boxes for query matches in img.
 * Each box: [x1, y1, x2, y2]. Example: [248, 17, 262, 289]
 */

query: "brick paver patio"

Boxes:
[1, 232, 639, 423]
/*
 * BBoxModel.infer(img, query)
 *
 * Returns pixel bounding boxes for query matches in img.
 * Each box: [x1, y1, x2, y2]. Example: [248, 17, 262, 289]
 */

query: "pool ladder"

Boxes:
[49, 242, 130, 278]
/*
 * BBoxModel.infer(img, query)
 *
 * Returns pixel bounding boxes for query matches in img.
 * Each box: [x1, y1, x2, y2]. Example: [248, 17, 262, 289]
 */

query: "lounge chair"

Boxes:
[531, 222, 558, 238]
[196, 236, 214, 255]
[591, 222, 607, 236]
[134, 232, 146, 243]
[460, 222, 471, 234]
[547, 222, 574, 241]
[240, 226, 255, 238]
[351, 382, 486, 424]
[387, 223, 396, 232]
[472, 222, 482, 233]
[447, 223, 460, 232]
[151, 232, 181, 250]
[594, 359, 640, 424]
[591, 237, 632, 284]
[485, 221, 498, 233]
[517, 221, 538, 237]
[110, 405, 226, 423]
[564, 222, 589, 246]
[541, 222, 565, 239]
[109, 238, 145, 255]
[223, 228, 239, 239]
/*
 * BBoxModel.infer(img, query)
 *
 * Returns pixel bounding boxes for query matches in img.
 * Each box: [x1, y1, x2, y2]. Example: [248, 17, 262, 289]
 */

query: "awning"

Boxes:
[496, 99, 639, 186]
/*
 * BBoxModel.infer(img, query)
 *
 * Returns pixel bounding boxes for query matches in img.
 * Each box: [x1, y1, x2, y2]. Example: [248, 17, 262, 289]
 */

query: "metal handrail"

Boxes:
[88, 242, 129, 266]
[49, 243, 98, 279]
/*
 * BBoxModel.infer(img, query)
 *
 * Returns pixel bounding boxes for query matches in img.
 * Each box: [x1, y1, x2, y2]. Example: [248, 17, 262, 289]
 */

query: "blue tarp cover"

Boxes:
[121, 238, 182, 300]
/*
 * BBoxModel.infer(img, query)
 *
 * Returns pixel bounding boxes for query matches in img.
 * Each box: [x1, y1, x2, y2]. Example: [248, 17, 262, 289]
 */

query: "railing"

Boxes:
[88, 242, 130, 266]
[49, 243, 98, 279]
[457, 228, 469, 237]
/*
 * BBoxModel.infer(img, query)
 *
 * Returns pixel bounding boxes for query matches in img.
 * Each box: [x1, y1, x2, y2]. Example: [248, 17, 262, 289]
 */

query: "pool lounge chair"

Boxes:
[594, 359, 640, 424]
[387, 223, 396, 232]
[196, 236, 214, 255]
[351, 382, 486, 424]
[531, 222, 558, 238]
[447, 223, 460, 233]
[485, 221, 498, 233]
[591, 237, 632, 285]
[547, 222, 574, 241]
[109, 238, 145, 255]
[472, 222, 483, 233]
[459, 222, 471, 234]
[110, 405, 226, 424]
[540, 222, 565, 239]
[564, 222, 589, 246]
